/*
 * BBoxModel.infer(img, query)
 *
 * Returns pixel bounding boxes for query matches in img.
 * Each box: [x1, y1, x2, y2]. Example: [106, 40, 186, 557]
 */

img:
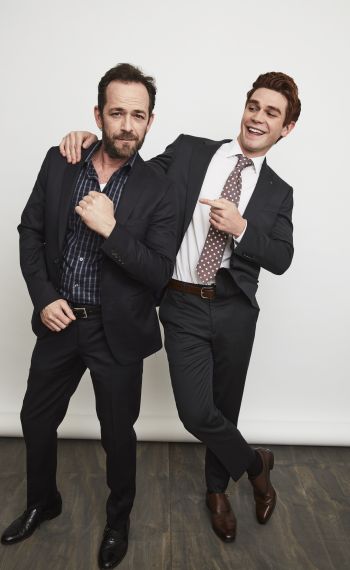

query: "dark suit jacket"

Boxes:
[149, 134, 294, 308]
[18, 145, 177, 364]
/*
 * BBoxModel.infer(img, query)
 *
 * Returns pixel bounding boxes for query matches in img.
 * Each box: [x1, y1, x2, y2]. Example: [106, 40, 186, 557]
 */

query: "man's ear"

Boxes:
[281, 121, 295, 139]
[146, 113, 155, 134]
[94, 106, 103, 131]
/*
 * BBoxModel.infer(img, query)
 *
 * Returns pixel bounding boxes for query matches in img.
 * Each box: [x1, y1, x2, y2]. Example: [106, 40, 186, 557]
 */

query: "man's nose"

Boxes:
[121, 114, 132, 131]
[252, 110, 264, 123]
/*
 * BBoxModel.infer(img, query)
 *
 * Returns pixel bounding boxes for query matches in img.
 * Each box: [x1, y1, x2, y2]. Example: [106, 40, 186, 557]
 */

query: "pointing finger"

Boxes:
[199, 198, 226, 209]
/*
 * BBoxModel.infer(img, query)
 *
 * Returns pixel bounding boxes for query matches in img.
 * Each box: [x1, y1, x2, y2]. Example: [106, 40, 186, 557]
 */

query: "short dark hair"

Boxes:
[98, 63, 156, 117]
[246, 72, 301, 126]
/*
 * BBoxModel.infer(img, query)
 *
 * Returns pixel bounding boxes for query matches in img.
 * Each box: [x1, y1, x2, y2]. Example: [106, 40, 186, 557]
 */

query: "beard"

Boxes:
[102, 128, 146, 159]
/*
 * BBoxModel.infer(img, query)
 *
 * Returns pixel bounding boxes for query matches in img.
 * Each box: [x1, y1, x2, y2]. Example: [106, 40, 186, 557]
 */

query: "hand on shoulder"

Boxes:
[59, 131, 97, 164]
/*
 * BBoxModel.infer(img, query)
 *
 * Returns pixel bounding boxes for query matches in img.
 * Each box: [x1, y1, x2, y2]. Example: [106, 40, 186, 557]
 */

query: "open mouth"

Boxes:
[246, 126, 266, 136]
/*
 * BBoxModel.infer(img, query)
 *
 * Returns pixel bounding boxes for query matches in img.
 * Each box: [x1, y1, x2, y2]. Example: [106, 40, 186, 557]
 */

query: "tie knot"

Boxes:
[236, 154, 253, 172]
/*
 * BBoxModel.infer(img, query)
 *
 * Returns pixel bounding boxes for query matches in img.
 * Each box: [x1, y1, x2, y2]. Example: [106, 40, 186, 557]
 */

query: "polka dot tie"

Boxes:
[196, 154, 253, 283]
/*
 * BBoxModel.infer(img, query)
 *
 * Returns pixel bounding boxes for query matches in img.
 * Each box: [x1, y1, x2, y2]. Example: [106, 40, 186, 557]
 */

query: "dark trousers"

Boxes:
[159, 274, 258, 491]
[20, 314, 143, 529]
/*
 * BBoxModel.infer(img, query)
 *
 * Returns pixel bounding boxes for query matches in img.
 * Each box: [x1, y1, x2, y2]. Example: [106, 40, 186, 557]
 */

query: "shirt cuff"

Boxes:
[233, 220, 247, 245]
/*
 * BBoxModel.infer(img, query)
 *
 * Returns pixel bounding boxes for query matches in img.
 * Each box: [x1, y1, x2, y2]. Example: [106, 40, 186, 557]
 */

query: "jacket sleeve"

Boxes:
[17, 148, 61, 312]
[100, 181, 177, 292]
[234, 189, 294, 275]
[147, 134, 184, 174]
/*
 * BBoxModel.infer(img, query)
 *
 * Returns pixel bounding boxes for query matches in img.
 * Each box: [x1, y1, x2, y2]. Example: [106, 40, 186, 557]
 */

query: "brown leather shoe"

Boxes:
[206, 492, 236, 542]
[248, 448, 277, 524]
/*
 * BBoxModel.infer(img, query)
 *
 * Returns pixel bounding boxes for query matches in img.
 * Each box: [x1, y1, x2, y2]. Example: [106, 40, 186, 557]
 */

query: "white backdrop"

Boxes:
[0, 0, 349, 445]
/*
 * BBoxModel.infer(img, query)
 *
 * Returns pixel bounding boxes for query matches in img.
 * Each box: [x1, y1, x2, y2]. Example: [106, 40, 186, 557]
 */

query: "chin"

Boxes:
[120, 140, 139, 153]
[115, 147, 133, 158]
[108, 142, 136, 159]
[241, 140, 258, 154]
[242, 137, 266, 156]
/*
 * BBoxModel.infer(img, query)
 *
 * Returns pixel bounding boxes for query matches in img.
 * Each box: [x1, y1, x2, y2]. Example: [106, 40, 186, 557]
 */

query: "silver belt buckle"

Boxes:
[200, 287, 212, 299]
[74, 307, 88, 319]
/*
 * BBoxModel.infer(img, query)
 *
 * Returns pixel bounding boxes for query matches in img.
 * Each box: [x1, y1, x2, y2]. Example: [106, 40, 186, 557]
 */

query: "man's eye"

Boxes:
[267, 112, 276, 117]
[135, 114, 144, 120]
[111, 112, 121, 117]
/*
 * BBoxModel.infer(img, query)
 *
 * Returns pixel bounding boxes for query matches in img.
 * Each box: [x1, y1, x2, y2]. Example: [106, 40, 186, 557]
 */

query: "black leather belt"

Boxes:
[168, 279, 216, 299]
[70, 304, 101, 319]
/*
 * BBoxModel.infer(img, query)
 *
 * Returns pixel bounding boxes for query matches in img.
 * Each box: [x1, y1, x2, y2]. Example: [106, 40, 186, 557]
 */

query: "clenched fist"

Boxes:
[75, 191, 116, 238]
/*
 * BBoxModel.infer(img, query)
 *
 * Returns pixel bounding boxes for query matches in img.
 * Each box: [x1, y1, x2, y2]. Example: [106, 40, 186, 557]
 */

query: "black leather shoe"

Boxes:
[1, 493, 62, 545]
[98, 520, 130, 569]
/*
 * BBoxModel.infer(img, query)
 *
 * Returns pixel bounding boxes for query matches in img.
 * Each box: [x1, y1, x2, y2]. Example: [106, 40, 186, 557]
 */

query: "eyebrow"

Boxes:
[248, 99, 282, 115]
[109, 106, 147, 115]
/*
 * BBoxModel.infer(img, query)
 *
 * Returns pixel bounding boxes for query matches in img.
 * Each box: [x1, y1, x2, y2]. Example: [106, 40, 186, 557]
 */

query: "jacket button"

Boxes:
[53, 258, 60, 264]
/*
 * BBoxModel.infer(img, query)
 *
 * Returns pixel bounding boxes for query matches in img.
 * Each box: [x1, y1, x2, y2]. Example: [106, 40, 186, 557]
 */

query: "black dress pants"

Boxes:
[159, 273, 258, 491]
[20, 314, 143, 529]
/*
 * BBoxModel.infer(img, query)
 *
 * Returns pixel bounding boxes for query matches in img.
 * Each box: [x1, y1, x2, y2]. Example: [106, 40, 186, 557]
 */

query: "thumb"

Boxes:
[83, 134, 96, 149]
[61, 300, 76, 320]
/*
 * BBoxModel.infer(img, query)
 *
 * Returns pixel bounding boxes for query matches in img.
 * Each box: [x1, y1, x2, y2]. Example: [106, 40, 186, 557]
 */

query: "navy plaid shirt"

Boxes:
[59, 142, 136, 305]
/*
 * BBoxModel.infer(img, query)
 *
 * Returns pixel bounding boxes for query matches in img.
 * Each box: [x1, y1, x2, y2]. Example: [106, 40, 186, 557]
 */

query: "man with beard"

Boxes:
[57, 72, 300, 544]
[1, 63, 177, 569]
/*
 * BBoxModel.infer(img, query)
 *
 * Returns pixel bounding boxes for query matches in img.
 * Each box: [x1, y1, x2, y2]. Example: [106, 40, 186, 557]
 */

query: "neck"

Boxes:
[96, 145, 129, 171]
[236, 135, 266, 159]
[92, 146, 131, 184]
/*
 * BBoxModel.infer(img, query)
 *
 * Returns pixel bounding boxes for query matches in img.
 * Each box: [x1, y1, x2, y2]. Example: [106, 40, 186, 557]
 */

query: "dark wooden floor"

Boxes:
[0, 439, 349, 570]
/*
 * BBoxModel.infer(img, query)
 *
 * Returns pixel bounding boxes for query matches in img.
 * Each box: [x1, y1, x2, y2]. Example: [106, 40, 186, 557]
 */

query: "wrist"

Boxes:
[101, 219, 116, 239]
[232, 218, 247, 238]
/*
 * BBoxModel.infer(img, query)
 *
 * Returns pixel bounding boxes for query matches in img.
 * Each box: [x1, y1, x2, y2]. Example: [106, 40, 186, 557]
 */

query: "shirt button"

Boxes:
[74, 284, 79, 288]
[79, 257, 84, 261]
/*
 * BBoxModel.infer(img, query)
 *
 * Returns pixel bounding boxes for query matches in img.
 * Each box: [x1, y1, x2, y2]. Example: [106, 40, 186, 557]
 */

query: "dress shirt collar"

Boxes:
[221, 137, 265, 178]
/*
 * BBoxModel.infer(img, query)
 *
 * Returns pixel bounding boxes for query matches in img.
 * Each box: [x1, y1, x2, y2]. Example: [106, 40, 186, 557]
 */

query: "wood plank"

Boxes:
[0, 439, 171, 570]
[169, 443, 350, 570]
[124, 442, 171, 570]
[0, 439, 349, 570]
[293, 454, 350, 569]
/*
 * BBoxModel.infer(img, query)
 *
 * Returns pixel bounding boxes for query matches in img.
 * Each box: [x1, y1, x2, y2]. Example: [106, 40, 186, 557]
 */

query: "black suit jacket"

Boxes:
[149, 134, 294, 308]
[18, 145, 177, 364]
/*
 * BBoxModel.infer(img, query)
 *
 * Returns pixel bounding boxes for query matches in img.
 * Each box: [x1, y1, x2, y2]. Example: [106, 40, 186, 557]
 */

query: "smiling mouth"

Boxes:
[246, 126, 266, 136]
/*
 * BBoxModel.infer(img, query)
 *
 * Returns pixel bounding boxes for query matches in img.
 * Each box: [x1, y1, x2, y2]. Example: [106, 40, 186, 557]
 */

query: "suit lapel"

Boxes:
[115, 154, 145, 225]
[58, 162, 83, 251]
[243, 159, 273, 221]
[182, 139, 229, 239]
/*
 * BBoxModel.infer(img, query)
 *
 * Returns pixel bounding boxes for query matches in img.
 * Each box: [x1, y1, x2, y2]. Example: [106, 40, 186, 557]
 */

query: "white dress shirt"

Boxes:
[173, 138, 265, 284]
